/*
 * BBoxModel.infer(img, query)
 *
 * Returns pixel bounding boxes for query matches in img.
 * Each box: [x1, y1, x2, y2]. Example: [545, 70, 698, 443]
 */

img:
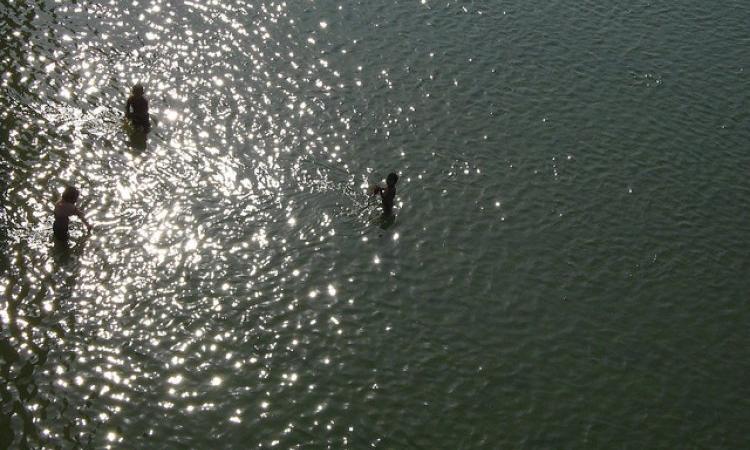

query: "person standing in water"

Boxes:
[53, 186, 92, 241]
[371, 172, 399, 215]
[124, 83, 150, 132]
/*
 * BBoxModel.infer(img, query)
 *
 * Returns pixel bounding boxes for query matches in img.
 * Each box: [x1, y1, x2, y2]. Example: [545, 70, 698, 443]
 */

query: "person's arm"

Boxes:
[75, 207, 93, 232]
[125, 97, 132, 118]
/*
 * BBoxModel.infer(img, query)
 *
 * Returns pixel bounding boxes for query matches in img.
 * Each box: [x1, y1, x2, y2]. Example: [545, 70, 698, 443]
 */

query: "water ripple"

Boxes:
[2, 0, 750, 447]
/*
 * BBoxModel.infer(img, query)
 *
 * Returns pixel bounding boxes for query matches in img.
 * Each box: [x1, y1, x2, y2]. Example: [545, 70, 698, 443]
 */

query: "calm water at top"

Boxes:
[1, 0, 749, 448]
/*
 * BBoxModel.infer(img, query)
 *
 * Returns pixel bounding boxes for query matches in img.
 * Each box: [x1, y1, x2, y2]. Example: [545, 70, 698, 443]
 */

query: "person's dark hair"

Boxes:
[386, 172, 399, 187]
[132, 84, 144, 96]
[61, 185, 80, 203]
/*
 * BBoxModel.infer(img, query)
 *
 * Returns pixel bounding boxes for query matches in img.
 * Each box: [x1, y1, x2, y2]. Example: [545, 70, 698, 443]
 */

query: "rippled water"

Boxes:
[2, 0, 749, 448]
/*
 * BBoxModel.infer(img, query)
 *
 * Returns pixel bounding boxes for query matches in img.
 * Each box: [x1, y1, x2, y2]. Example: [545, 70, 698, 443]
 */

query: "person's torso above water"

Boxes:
[126, 95, 149, 122]
[54, 201, 81, 228]
[381, 186, 396, 214]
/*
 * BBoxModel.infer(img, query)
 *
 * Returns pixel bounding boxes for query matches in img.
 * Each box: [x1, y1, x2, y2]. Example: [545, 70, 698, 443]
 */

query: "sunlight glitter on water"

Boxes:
[3, 0, 748, 447]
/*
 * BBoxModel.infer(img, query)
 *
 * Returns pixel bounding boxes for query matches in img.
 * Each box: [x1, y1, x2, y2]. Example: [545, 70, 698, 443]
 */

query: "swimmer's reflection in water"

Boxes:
[126, 125, 148, 150]
[125, 83, 150, 133]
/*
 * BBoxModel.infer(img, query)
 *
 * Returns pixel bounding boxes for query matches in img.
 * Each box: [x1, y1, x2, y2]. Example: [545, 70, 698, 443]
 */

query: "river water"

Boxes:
[1, 0, 749, 448]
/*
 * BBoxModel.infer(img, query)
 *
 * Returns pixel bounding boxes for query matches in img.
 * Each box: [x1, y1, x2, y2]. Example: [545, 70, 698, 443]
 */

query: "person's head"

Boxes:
[386, 172, 399, 187]
[132, 83, 144, 96]
[61, 185, 80, 203]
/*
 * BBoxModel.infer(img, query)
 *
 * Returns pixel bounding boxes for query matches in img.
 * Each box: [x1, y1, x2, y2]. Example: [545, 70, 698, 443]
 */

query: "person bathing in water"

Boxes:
[370, 172, 399, 215]
[53, 185, 92, 241]
[125, 83, 150, 132]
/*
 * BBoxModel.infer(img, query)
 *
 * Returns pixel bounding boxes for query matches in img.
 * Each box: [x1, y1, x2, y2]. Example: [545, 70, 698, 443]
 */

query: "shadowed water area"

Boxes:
[1, 0, 749, 448]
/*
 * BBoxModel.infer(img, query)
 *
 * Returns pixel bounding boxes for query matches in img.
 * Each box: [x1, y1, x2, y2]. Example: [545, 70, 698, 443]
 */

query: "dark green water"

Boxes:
[1, 0, 749, 448]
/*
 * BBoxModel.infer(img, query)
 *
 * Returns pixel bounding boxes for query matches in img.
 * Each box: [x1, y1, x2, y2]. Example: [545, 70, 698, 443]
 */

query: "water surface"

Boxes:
[1, 0, 749, 447]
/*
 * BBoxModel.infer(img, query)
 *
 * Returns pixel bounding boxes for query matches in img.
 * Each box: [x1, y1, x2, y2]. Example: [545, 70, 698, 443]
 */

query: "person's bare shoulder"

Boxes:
[54, 201, 76, 216]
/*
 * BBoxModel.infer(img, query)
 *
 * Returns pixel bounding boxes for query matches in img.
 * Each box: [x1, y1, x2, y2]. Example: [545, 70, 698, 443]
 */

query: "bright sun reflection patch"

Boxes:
[0, 0, 383, 443]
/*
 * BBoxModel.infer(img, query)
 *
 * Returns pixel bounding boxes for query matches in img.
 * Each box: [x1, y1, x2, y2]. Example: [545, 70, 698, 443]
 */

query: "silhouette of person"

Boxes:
[370, 172, 399, 216]
[53, 185, 92, 241]
[125, 84, 150, 132]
